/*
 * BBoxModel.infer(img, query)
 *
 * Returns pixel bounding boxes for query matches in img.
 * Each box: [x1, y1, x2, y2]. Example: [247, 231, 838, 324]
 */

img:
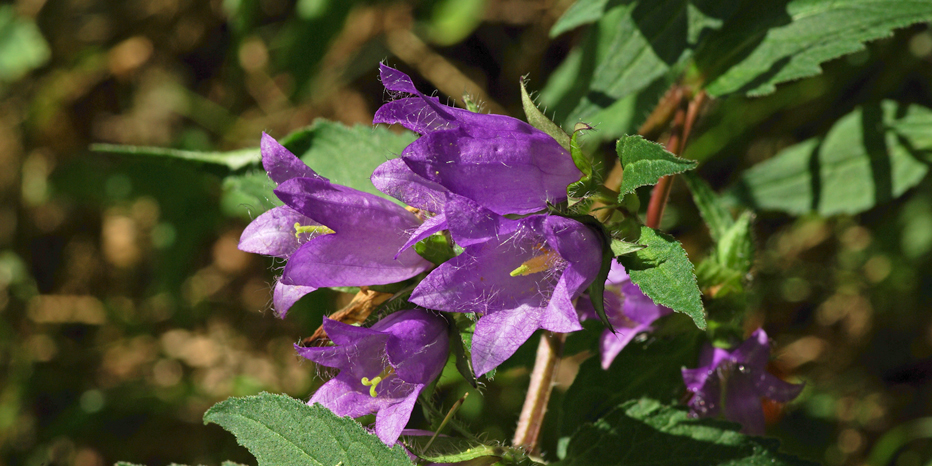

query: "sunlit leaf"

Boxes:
[616, 135, 697, 197]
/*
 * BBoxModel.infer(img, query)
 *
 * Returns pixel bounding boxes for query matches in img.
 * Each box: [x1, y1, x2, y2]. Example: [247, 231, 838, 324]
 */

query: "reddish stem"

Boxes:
[513, 332, 566, 455]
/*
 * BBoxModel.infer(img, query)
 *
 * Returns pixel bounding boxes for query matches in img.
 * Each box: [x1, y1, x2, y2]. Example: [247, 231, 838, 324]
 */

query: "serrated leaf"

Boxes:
[716, 210, 754, 275]
[556, 399, 817, 466]
[609, 239, 645, 257]
[91, 144, 261, 171]
[617, 135, 698, 196]
[698, 0, 932, 97]
[203, 392, 413, 466]
[560, 333, 700, 440]
[618, 226, 705, 329]
[520, 79, 571, 151]
[726, 101, 931, 216]
[402, 436, 505, 464]
[682, 171, 734, 242]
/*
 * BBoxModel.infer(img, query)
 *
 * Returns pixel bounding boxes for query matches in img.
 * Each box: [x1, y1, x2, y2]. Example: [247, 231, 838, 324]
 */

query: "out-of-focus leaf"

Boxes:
[425, 0, 486, 46]
[560, 333, 700, 440]
[618, 226, 706, 329]
[682, 171, 734, 242]
[716, 210, 754, 275]
[616, 135, 697, 197]
[698, 0, 932, 97]
[556, 399, 818, 466]
[203, 392, 413, 466]
[726, 101, 931, 216]
[521, 78, 571, 151]
[91, 144, 261, 171]
[0, 6, 50, 83]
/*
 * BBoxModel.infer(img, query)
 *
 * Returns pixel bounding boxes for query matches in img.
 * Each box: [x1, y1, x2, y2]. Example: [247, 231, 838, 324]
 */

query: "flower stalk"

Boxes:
[513, 331, 566, 455]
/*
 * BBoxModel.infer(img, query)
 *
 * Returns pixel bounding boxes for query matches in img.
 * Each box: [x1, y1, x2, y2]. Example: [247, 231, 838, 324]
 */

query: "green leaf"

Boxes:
[682, 171, 734, 242]
[414, 233, 456, 265]
[402, 436, 508, 464]
[618, 226, 706, 329]
[556, 399, 817, 466]
[698, 0, 932, 97]
[716, 210, 754, 275]
[0, 6, 50, 84]
[560, 333, 701, 440]
[726, 101, 931, 216]
[520, 78, 571, 151]
[203, 392, 413, 466]
[91, 144, 262, 171]
[609, 239, 645, 257]
[617, 135, 698, 197]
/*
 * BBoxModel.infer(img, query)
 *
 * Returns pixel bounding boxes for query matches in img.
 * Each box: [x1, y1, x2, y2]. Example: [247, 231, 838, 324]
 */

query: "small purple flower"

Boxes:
[372, 64, 581, 216]
[410, 197, 602, 377]
[681, 328, 804, 435]
[296, 309, 449, 445]
[238, 133, 432, 317]
[577, 261, 673, 369]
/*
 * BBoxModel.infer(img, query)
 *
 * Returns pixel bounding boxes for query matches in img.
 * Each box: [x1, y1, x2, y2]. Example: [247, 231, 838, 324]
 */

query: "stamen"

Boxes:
[509, 248, 559, 276]
[294, 222, 335, 239]
[359, 366, 396, 397]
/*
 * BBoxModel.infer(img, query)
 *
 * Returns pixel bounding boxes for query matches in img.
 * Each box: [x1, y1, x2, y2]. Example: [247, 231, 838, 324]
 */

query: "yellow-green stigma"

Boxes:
[360, 366, 395, 398]
[509, 249, 559, 277]
[294, 222, 334, 239]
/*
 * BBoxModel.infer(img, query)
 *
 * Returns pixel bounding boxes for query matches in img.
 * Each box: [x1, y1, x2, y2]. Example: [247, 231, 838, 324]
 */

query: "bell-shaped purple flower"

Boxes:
[681, 328, 804, 435]
[238, 133, 432, 317]
[409, 197, 602, 377]
[295, 309, 449, 445]
[372, 64, 581, 216]
[577, 261, 673, 369]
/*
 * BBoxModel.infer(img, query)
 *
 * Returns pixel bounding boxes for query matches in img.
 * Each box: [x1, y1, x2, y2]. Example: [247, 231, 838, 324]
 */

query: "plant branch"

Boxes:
[513, 332, 566, 455]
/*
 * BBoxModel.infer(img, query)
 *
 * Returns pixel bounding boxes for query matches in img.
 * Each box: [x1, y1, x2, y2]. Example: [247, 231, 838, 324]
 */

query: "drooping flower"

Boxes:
[295, 309, 449, 445]
[238, 133, 432, 317]
[372, 64, 581, 216]
[577, 261, 673, 369]
[681, 328, 804, 435]
[409, 197, 602, 376]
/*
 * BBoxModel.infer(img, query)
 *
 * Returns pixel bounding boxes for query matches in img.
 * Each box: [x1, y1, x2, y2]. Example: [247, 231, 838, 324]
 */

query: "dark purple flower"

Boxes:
[577, 261, 673, 369]
[409, 197, 602, 376]
[238, 133, 432, 317]
[372, 64, 581, 216]
[681, 329, 804, 435]
[296, 309, 449, 445]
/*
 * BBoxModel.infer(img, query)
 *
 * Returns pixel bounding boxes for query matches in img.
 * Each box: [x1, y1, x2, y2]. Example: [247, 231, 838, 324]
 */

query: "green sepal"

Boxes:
[520, 78, 571, 152]
[414, 233, 457, 265]
[463, 93, 482, 113]
[402, 436, 507, 465]
[448, 313, 478, 388]
[570, 123, 594, 178]
[575, 215, 616, 333]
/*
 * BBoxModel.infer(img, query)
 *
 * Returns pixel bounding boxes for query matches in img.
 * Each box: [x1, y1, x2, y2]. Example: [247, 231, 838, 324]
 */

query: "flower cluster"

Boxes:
[682, 329, 804, 435]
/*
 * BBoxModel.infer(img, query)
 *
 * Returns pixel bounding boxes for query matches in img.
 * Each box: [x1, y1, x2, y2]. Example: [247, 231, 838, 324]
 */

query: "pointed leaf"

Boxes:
[609, 239, 645, 257]
[617, 135, 698, 196]
[203, 392, 413, 466]
[91, 144, 261, 171]
[520, 78, 571, 151]
[682, 171, 734, 242]
[716, 210, 754, 275]
[618, 226, 705, 329]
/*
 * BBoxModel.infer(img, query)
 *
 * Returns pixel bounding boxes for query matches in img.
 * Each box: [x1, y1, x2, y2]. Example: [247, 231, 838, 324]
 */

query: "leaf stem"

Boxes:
[513, 331, 566, 455]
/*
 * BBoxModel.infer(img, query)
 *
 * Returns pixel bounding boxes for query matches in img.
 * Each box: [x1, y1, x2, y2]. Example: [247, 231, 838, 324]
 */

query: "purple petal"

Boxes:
[397, 213, 447, 257]
[443, 196, 519, 247]
[754, 372, 804, 403]
[724, 374, 767, 435]
[540, 272, 583, 333]
[471, 307, 541, 377]
[373, 97, 458, 135]
[261, 133, 323, 185]
[599, 323, 650, 369]
[378, 310, 450, 384]
[732, 328, 771, 369]
[310, 377, 383, 419]
[401, 126, 577, 215]
[238, 206, 317, 258]
[684, 365, 722, 419]
[272, 281, 317, 318]
[321, 316, 388, 348]
[371, 158, 449, 212]
[374, 386, 422, 445]
[621, 279, 672, 325]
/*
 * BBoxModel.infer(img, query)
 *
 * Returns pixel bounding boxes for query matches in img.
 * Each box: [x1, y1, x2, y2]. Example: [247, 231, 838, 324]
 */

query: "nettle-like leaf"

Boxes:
[697, 0, 932, 97]
[617, 135, 698, 196]
[521, 78, 571, 152]
[726, 101, 932, 216]
[203, 392, 414, 466]
[559, 333, 700, 442]
[682, 171, 734, 242]
[618, 226, 706, 329]
[556, 399, 818, 466]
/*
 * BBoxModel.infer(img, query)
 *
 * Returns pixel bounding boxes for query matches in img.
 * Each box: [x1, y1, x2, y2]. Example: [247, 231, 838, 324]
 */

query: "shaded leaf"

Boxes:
[0, 6, 50, 84]
[556, 399, 817, 466]
[617, 135, 697, 197]
[203, 392, 413, 466]
[716, 210, 754, 275]
[91, 144, 261, 171]
[682, 171, 734, 242]
[618, 226, 705, 329]
[726, 101, 931, 216]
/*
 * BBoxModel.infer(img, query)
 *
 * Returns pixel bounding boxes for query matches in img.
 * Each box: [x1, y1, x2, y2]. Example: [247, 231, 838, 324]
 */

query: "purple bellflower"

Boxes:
[681, 328, 804, 435]
[372, 64, 581, 216]
[238, 133, 432, 317]
[295, 309, 449, 445]
[577, 261, 673, 369]
[409, 197, 602, 377]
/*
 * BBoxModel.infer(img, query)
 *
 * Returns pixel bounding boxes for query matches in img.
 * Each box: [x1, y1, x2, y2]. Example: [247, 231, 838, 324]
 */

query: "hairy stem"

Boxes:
[513, 332, 566, 454]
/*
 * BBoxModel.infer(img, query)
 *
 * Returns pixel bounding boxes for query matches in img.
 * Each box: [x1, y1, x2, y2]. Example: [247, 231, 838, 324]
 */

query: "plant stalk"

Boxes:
[512, 332, 566, 454]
